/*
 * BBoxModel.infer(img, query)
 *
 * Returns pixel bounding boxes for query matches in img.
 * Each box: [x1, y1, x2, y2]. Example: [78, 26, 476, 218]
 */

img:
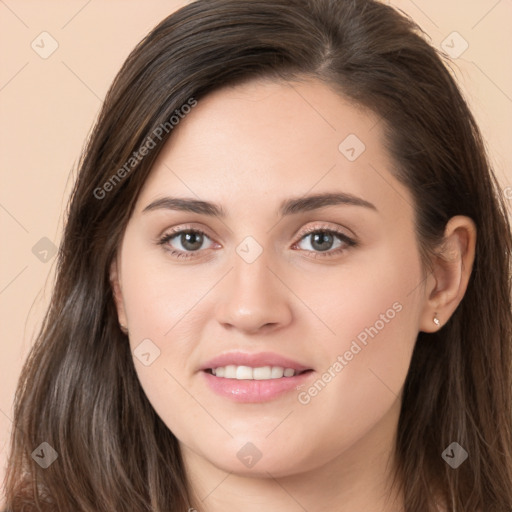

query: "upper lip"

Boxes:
[199, 351, 313, 372]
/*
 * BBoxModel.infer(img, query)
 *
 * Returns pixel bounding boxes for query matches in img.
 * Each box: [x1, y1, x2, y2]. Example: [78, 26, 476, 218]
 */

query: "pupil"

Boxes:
[182, 232, 203, 251]
[312, 232, 332, 251]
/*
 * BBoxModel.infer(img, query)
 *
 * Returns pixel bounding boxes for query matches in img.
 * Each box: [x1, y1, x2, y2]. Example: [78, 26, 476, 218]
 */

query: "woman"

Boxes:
[3, 0, 511, 510]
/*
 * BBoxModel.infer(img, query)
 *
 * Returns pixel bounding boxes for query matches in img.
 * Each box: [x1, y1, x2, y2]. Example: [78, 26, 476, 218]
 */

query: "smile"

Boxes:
[207, 365, 310, 380]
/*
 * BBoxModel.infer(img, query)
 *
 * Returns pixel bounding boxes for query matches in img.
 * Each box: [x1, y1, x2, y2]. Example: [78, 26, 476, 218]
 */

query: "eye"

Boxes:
[293, 226, 357, 258]
[158, 224, 357, 260]
[158, 228, 216, 259]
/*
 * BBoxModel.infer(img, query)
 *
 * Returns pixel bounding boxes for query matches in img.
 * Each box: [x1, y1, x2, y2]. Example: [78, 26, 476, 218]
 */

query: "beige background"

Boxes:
[1, 0, 511, 502]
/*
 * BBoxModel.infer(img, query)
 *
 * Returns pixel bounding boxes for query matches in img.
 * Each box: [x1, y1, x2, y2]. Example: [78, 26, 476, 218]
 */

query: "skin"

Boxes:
[110, 78, 476, 512]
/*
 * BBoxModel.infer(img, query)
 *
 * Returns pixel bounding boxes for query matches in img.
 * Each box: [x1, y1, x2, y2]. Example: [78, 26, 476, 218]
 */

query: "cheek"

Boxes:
[119, 237, 204, 347]
[117, 235, 223, 416]
[121, 267, 203, 396]
[303, 237, 423, 353]
[297, 241, 423, 422]
[120, 261, 206, 445]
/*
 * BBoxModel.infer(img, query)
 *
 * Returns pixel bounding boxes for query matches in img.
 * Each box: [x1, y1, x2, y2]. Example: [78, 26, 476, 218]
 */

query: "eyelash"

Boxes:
[157, 224, 357, 260]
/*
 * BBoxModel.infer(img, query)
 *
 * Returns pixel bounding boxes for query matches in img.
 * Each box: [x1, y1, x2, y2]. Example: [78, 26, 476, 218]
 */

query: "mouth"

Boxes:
[199, 351, 313, 378]
[199, 351, 315, 402]
[204, 366, 313, 380]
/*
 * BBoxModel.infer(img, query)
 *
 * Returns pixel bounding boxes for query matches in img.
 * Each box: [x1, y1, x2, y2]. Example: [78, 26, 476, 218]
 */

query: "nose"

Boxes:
[215, 249, 293, 335]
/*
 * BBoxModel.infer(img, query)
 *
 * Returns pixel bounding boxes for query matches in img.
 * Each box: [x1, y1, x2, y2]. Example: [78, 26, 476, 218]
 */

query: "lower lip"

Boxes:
[201, 370, 315, 403]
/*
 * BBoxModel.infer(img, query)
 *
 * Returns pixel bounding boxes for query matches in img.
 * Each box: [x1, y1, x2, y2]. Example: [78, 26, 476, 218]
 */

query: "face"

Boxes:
[111, 78, 428, 479]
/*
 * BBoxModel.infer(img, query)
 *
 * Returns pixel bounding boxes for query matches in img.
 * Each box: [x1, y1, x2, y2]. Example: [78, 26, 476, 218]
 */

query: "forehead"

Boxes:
[157, 78, 378, 167]
[135, 78, 412, 221]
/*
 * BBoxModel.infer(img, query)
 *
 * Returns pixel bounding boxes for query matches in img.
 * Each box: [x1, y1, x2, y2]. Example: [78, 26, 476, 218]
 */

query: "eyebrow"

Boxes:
[142, 192, 377, 218]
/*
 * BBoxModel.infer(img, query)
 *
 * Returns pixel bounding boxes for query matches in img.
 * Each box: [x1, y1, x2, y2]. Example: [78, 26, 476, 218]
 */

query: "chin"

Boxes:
[203, 441, 317, 478]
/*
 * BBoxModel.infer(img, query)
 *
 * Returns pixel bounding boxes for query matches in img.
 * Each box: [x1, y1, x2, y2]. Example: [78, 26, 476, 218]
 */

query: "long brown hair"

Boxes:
[3, 0, 512, 510]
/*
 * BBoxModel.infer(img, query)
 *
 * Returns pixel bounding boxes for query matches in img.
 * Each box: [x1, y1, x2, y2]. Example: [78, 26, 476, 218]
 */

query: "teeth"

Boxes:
[210, 365, 298, 380]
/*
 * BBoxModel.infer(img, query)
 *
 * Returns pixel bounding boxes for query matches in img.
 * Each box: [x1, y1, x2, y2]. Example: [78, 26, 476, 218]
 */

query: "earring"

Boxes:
[120, 323, 128, 334]
[433, 313, 440, 327]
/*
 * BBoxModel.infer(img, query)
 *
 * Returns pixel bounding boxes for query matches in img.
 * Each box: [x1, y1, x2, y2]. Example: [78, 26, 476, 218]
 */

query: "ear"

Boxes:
[109, 257, 128, 331]
[419, 215, 477, 333]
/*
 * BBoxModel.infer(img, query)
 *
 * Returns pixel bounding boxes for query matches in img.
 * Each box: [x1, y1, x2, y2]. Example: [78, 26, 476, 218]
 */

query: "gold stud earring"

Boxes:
[433, 313, 440, 327]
